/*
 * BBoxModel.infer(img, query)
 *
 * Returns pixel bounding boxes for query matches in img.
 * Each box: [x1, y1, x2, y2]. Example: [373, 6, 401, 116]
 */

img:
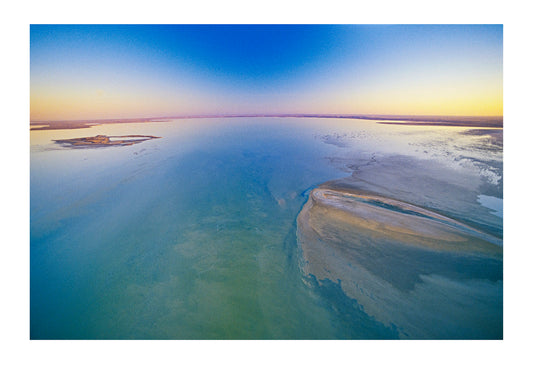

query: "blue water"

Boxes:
[30, 118, 503, 339]
[478, 194, 503, 218]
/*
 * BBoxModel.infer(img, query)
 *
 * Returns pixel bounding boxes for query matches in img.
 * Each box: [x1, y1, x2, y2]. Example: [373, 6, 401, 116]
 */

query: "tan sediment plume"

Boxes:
[296, 188, 503, 338]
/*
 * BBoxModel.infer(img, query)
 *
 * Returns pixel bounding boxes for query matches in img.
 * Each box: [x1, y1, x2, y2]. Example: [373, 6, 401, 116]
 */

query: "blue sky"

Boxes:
[30, 24, 503, 120]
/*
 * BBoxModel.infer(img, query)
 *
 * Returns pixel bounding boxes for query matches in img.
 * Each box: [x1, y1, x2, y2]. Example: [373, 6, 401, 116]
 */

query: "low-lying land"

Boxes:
[31, 114, 503, 131]
[54, 134, 161, 148]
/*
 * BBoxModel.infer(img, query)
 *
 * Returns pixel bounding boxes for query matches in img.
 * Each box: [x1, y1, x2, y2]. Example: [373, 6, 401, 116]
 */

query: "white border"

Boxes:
[4, 1, 531, 376]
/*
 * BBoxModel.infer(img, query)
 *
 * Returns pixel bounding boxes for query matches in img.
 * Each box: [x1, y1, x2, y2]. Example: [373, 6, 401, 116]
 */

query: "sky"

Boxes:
[30, 24, 503, 121]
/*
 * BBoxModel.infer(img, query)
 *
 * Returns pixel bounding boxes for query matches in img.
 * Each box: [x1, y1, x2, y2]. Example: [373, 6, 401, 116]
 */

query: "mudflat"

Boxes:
[297, 187, 503, 338]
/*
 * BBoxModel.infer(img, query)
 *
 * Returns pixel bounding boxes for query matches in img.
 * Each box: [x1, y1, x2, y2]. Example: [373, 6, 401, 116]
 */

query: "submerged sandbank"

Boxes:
[297, 187, 503, 339]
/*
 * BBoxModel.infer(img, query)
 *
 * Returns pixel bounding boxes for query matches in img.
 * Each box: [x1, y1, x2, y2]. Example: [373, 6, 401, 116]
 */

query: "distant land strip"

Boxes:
[30, 114, 503, 131]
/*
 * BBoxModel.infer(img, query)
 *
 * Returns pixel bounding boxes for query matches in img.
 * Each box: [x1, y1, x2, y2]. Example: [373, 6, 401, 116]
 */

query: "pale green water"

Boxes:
[30, 118, 503, 339]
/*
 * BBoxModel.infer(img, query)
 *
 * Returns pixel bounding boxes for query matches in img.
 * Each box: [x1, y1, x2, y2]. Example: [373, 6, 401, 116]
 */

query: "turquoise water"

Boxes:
[30, 118, 503, 339]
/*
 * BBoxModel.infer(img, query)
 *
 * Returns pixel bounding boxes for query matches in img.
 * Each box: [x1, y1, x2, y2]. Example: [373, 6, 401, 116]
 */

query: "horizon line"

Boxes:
[31, 113, 504, 124]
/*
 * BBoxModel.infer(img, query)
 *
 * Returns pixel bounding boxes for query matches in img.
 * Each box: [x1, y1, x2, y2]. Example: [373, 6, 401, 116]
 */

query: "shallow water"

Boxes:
[478, 194, 503, 218]
[30, 117, 503, 339]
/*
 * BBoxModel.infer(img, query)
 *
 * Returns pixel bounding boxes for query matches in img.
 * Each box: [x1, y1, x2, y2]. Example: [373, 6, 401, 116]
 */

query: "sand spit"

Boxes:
[297, 187, 503, 339]
[54, 134, 161, 148]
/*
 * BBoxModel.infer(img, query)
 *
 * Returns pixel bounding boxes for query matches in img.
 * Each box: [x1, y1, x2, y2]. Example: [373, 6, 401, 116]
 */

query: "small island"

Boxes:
[54, 134, 161, 148]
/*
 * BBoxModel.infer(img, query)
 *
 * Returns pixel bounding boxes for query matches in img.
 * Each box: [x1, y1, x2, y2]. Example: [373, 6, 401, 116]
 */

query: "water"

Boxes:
[30, 117, 503, 339]
[478, 194, 503, 218]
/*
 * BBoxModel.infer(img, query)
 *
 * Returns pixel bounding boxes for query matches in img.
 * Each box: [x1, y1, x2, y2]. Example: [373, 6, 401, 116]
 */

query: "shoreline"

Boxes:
[30, 114, 503, 131]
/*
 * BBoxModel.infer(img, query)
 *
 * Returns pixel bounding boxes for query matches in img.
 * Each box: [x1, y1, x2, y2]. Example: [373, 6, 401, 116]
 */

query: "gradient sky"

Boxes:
[30, 24, 503, 121]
